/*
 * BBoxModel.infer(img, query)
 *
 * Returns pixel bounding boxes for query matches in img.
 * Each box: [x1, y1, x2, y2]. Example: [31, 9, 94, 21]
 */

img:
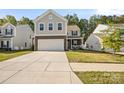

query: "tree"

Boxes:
[18, 17, 34, 30]
[102, 25, 123, 54]
[0, 18, 7, 26]
[64, 14, 79, 25]
[5, 15, 17, 26]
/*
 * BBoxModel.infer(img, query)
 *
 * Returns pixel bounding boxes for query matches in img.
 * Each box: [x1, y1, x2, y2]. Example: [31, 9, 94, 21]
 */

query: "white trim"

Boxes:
[34, 9, 68, 23]
[34, 34, 66, 36]
[47, 22, 54, 31]
[57, 22, 63, 31]
[65, 22, 67, 35]
[38, 22, 45, 31]
[34, 22, 36, 36]
[2, 23, 16, 29]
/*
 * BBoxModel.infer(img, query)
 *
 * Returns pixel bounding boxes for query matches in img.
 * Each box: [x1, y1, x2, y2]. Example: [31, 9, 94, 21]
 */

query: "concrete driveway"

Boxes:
[0, 51, 82, 84]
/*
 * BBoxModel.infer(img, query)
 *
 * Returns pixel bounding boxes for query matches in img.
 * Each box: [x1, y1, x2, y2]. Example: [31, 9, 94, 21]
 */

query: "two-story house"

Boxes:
[0, 23, 33, 50]
[33, 9, 68, 51]
[33, 9, 82, 51]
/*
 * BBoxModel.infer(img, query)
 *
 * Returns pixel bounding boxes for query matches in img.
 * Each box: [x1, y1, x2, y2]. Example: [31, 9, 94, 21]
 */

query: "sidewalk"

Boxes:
[70, 63, 124, 72]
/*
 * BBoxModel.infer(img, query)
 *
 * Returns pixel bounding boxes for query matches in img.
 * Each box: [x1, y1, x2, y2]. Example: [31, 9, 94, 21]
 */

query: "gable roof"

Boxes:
[93, 24, 109, 34]
[1, 22, 16, 29]
[16, 24, 33, 32]
[67, 25, 80, 31]
[34, 9, 68, 23]
[93, 24, 124, 34]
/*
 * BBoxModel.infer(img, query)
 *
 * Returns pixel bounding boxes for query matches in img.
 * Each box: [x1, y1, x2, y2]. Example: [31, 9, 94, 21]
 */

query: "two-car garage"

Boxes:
[38, 39, 64, 51]
[35, 36, 66, 51]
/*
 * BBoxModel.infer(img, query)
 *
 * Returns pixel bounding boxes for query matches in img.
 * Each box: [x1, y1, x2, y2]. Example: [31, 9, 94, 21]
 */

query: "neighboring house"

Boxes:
[67, 25, 82, 49]
[33, 9, 82, 51]
[0, 23, 33, 50]
[85, 24, 124, 52]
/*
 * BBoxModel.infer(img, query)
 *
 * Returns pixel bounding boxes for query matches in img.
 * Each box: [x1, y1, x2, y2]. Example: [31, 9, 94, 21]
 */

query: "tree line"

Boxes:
[0, 15, 34, 30]
[1, 14, 124, 43]
[65, 14, 124, 43]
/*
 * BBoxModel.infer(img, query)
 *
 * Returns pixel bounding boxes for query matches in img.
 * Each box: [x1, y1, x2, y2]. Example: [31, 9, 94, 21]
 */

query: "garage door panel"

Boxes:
[38, 39, 64, 51]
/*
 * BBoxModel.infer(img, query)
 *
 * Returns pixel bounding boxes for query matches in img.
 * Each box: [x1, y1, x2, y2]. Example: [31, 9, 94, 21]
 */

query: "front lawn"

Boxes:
[66, 50, 124, 63]
[75, 71, 124, 84]
[0, 49, 32, 62]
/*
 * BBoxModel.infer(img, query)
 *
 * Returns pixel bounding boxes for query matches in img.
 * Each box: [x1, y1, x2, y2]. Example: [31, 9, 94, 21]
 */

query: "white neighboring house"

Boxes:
[0, 23, 33, 50]
[85, 24, 124, 52]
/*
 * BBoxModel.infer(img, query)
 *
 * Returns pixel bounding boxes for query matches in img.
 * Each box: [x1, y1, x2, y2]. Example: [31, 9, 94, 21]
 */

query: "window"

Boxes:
[74, 40, 77, 45]
[5, 29, 7, 35]
[86, 44, 89, 48]
[49, 15, 53, 20]
[48, 23, 53, 30]
[58, 23, 62, 30]
[5, 29, 13, 35]
[11, 29, 13, 35]
[25, 42, 27, 47]
[72, 31, 78, 36]
[40, 23, 44, 31]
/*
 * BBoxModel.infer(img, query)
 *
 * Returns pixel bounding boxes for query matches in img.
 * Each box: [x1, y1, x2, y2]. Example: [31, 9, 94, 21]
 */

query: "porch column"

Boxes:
[71, 39, 72, 49]
[10, 38, 13, 50]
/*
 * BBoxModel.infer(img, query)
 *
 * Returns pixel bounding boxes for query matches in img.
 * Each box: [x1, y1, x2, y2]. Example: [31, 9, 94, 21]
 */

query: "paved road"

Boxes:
[0, 51, 82, 84]
[70, 63, 124, 72]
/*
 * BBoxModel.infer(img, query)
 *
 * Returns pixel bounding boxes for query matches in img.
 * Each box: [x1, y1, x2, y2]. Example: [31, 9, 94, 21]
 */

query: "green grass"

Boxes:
[75, 71, 124, 84]
[66, 50, 124, 63]
[0, 49, 32, 62]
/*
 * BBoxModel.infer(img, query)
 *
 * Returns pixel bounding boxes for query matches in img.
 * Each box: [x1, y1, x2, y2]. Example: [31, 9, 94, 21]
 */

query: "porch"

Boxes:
[67, 38, 82, 50]
[0, 38, 13, 50]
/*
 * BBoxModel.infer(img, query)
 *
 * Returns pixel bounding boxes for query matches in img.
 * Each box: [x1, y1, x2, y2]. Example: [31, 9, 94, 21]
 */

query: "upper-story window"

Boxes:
[39, 23, 44, 31]
[72, 31, 78, 36]
[5, 28, 13, 35]
[49, 15, 53, 20]
[48, 23, 53, 31]
[58, 23, 62, 30]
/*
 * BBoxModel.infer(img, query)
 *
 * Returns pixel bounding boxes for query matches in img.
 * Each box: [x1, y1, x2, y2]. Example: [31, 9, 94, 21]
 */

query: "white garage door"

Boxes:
[38, 39, 64, 51]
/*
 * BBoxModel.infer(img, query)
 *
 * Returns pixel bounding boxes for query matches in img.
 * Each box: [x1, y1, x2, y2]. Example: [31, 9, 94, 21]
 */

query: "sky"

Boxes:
[0, 9, 124, 20]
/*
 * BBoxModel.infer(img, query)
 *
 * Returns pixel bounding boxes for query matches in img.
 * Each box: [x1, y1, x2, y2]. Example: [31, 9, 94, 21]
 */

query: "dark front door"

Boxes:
[1, 41, 3, 48]
[7, 41, 9, 48]
[68, 40, 71, 49]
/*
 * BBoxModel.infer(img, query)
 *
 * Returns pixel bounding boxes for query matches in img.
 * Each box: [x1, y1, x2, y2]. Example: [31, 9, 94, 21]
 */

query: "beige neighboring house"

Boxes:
[67, 25, 82, 49]
[34, 9, 82, 51]
[0, 23, 33, 50]
[85, 24, 124, 52]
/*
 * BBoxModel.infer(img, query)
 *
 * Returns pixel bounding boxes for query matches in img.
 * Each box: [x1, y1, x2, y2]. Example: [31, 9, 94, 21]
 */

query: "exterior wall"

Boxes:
[2, 23, 16, 36]
[35, 12, 67, 36]
[12, 25, 33, 50]
[85, 34, 103, 51]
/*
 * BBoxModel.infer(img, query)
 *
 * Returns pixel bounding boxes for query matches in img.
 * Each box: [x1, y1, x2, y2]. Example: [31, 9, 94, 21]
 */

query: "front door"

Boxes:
[7, 41, 9, 48]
